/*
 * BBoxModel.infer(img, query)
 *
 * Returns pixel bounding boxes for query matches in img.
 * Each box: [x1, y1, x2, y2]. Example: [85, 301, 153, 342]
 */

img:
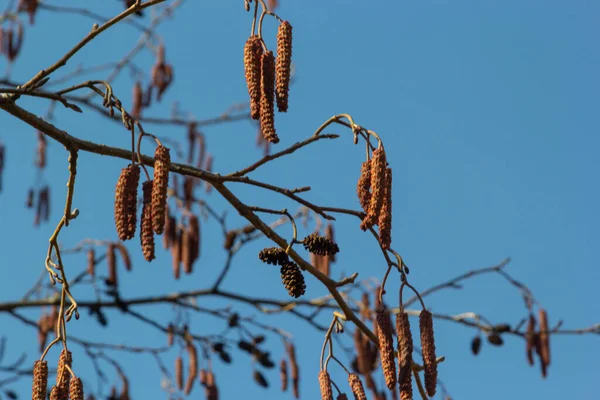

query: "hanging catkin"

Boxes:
[348, 373, 367, 400]
[56, 349, 72, 392]
[184, 342, 198, 395]
[275, 21, 293, 112]
[140, 180, 155, 261]
[357, 160, 372, 226]
[396, 312, 413, 400]
[259, 51, 279, 143]
[32, 360, 48, 400]
[280, 358, 288, 392]
[175, 355, 184, 390]
[362, 147, 386, 230]
[69, 377, 84, 400]
[152, 145, 170, 234]
[376, 307, 397, 389]
[525, 314, 536, 366]
[114, 164, 140, 241]
[419, 310, 437, 397]
[318, 371, 334, 400]
[244, 35, 262, 120]
[378, 167, 392, 249]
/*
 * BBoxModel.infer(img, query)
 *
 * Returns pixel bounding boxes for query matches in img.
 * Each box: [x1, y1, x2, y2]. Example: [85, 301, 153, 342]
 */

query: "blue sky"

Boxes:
[0, 1, 598, 399]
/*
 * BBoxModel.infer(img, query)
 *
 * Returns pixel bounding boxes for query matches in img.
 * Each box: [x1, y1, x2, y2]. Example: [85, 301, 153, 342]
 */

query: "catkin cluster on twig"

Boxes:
[276, 21, 292, 112]
[114, 164, 140, 241]
[419, 310, 437, 397]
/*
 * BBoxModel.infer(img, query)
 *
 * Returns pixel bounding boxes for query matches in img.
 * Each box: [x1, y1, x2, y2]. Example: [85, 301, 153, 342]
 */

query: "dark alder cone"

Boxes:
[56, 349, 72, 393]
[106, 243, 117, 286]
[538, 308, 550, 368]
[152, 145, 171, 234]
[32, 360, 48, 400]
[419, 310, 437, 397]
[244, 35, 262, 120]
[337, 394, 349, 400]
[114, 164, 140, 241]
[259, 51, 279, 143]
[357, 160, 372, 218]
[275, 21, 293, 112]
[184, 342, 198, 395]
[362, 147, 387, 230]
[487, 334, 503, 346]
[378, 168, 393, 249]
[525, 314, 536, 366]
[259, 247, 289, 266]
[140, 181, 156, 262]
[280, 358, 288, 391]
[87, 248, 95, 277]
[376, 307, 397, 390]
[471, 336, 482, 355]
[318, 371, 334, 400]
[348, 373, 367, 400]
[171, 227, 182, 279]
[396, 312, 413, 400]
[280, 261, 306, 298]
[302, 233, 340, 256]
[253, 370, 269, 388]
[175, 356, 184, 390]
[69, 377, 84, 400]
[131, 81, 143, 119]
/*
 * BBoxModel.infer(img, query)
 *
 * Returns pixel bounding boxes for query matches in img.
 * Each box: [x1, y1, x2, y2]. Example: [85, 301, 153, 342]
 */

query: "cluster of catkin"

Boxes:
[310, 224, 337, 278]
[525, 308, 551, 378]
[244, 19, 293, 144]
[32, 349, 84, 400]
[318, 368, 368, 400]
[113, 145, 170, 262]
[0, 19, 24, 62]
[357, 145, 393, 249]
[150, 44, 174, 101]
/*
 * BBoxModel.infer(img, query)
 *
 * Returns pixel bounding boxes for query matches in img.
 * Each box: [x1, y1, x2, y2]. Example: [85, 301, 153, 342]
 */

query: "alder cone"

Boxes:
[56, 349, 72, 392]
[376, 307, 397, 389]
[280, 261, 306, 298]
[259, 51, 279, 143]
[69, 377, 84, 400]
[114, 164, 140, 241]
[276, 21, 293, 112]
[244, 35, 262, 120]
[348, 373, 367, 400]
[32, 360, 48, 400]
[318, 371, 334, 400]
[140, 180, 156, 262]
[396, 312, 414, 400]
[419, 310, 437, 397]
[337, 395, 349, 400]
[152, 145, 170, 234]
[378, 167, 392, 250]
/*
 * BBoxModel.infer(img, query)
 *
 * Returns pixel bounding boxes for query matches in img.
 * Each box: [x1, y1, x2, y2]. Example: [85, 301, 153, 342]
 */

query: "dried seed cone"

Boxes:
[260, 51, 279, 143]
[152, 145, 170, 234]
[32, 360, 48, 400]
[175, 355, 184, 390]
[280, 261, 306, 298]
[538, 309, 550, 367]
[318, 371, 334, 400]
[525, 314, 536, 366]
[69, 377, 84, 400]
[259, 247, 289, 266]
[276, 21, 292, 112]
[419, 310, 437, 397]
[141, 180, 156, 262]
[184, 342, 198, 395]
[56, 349, 72, 392]
[302, 233, 340, 256]
[244, 35, 262, 120]
[396, 312, 413, 400]
[376, 308, 397, 389]
[114, 164, 140, 241]
[348, 374, 367, 400]
[378, 168, 392, 249]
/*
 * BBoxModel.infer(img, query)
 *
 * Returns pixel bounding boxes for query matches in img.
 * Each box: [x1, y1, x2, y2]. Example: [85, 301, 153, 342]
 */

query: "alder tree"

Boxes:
[0, 1, 597, 400]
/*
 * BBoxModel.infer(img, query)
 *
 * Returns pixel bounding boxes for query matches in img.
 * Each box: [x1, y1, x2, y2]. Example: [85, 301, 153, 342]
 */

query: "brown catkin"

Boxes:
[259, 51, 279, 144]
[114, 164, 140, 241]
[378, 167, 392, 249]
[286, 342, 300, 399]
[244, 35, 262, 120]
[318, 371, 334, 400]
[525, 314, 536, 366]
[163, 211, 175, 250]
[275, 21, 292, 112]
[106, 243, 117, 286]
[181, 226, 193, 274]
[396, 312, 413, 400]
[167, 323, 174, 346]
[357, 160, 372, 227]
[32, 360, 48, 400]
[280, 358, 288, 392]
[171, 227, 182, 280]
[363, 147, 387, 230]
[141, 180, 156, 262]
[132, 81, 142, 119]
[69, 377, 84, 400]
[348, 373, 367, 400]
[419, 310, 437, 397]
[189, 214, 200, 265]
[49, 385, 60, 400]
[538, 309, 550, 366]
[116, 243, 132, 271]
[184, 342, 198, 395]
[175, 356, 184, 390]
[376, 307, 397, 389]
[152, 145, 170, 234]
[87, 248, 95, 277]
[56, 349, 72, 392]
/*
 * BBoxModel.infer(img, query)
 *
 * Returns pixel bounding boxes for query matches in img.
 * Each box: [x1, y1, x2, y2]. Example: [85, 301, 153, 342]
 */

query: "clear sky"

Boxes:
[0, 1, 598, 399]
